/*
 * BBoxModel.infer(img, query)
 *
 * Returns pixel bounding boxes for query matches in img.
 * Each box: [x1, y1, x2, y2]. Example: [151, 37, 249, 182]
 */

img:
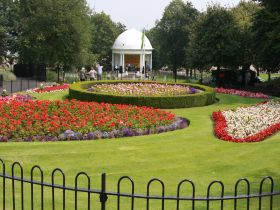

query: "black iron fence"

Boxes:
[0, 77, 45, 94]
[0, 159, 279, 210]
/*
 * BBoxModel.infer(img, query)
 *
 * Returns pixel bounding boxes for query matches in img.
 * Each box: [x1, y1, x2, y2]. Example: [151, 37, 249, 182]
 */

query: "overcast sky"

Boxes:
[87, 0, 243, 30]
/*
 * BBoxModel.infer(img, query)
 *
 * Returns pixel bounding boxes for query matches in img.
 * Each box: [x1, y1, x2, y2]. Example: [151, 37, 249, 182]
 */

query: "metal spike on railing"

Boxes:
[51, 168, 65, 210]
[207, 180, 224, 210]
[31, 165, 44, 210]
[177, 179, 195, 210]
[75, 172, 91, 210]
[147, 178, 165, 210]
[117, 176, 135, 210]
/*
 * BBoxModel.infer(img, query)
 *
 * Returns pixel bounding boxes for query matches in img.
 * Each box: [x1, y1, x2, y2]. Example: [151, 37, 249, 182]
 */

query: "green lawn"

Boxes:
[0, 91, 280, 209]
[259, 73, 280, 81]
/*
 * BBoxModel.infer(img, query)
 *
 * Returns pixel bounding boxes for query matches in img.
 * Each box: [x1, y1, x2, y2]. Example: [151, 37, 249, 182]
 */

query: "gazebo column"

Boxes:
[140, 53, 143, 72]
[150, 54, 152, 70]
[141, 53, 145, 73]
[112, 53, 115, 71]
[122, 54, 125, 70]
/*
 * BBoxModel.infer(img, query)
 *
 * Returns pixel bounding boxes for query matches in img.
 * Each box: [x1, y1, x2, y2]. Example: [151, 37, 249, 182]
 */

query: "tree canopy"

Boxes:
[252, 0, 280, 77]
[232, 1, 260, 70]
[18, 0, 91, 68]
[0, 0, 19, 62]
[151, 0, 199, 81]
[190, 5, 239, 70]
[90, 12, 126, 70]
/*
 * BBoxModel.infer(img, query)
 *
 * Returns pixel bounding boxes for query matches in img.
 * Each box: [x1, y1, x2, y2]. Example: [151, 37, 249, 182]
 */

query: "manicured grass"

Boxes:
[30, 90, 69, 100]
[0, 91, 280, 209]
[259, 73, 280, 81]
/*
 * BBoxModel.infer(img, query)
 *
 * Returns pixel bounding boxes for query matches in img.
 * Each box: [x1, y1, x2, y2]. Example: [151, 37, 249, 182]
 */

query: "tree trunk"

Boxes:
[194, 69, 197, 79]
[57, 65, 60, 83]
[200, 69, 203, 84]
[268, 70, 271, 81]
[190, 69, 193, 78]
[173, 68, 177, 83]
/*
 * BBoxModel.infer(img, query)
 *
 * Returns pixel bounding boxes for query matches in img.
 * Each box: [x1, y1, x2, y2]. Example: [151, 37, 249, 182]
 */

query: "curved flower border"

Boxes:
[0, 117, 189, 142]
[27, 84, 69, 93]
[215, 87, 269, 99]
[0, 97, 189, 142]
[212, 102, 280, 143]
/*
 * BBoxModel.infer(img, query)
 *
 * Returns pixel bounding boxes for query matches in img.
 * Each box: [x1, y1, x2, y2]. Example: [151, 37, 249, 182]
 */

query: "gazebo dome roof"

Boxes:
[112, 28, 153, 50]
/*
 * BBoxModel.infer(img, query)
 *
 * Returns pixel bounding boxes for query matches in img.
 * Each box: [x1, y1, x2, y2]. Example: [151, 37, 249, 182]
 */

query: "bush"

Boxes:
[69, 81, 216, 109]
[257, 77, 280, 97]
[47, 70, 58, 82]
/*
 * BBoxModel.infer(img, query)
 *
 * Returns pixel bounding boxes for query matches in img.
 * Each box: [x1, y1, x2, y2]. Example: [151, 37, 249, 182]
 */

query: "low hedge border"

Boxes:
[69, 80, 216, 109]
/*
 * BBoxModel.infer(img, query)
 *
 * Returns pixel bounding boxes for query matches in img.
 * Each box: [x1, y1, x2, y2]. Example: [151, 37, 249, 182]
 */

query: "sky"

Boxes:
[87, 0, 242, 30]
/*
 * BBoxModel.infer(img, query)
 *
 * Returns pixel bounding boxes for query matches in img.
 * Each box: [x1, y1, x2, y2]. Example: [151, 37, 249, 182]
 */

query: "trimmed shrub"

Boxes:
[69, 80, 216, 109]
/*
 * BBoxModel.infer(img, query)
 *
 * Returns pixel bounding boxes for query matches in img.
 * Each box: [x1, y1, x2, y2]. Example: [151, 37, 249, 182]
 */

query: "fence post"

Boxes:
[10, 80, 13, 94]
[20, 80, 23, 92]
[100, 173, 108, 210]
[0, 75, 3, 87]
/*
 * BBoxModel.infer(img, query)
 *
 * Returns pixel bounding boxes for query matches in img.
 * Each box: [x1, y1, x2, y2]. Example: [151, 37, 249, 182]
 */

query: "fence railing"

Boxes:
[0, 159, 279, 210]
[0, 77, 45, 93]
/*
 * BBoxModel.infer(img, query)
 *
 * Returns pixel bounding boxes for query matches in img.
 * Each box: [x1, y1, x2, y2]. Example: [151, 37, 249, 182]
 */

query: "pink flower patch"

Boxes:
[215, 87, 269, 99]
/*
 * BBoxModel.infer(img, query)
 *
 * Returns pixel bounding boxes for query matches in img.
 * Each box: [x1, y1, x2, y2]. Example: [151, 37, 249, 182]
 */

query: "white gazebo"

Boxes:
[111, 29, 153, 74]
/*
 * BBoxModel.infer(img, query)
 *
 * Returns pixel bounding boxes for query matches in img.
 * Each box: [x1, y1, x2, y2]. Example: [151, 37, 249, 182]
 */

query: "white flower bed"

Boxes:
[222, 101, 280, 139]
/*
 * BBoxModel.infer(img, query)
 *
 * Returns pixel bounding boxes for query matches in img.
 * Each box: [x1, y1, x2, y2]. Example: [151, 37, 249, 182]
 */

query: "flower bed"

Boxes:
[0, 99, 188, 142]
[88, 83, 200, 96]
[0, 94, 34, 102]
[27, 84, 69, 93]
[69, 81, 216, 109]
[213, 100, 280, 143]
[215, 87, 269, 98]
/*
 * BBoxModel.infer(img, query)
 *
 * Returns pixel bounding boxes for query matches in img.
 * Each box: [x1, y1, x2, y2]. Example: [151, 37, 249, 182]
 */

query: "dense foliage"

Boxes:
[190, 5, 239, 70]
[0, 0, 279, 81]
[252, 0, 280, 79]
[90, 12, 126, 70]
[148, 0, 279, 81]
[18, 0, 91, 68]
[148, 0, 198, 81]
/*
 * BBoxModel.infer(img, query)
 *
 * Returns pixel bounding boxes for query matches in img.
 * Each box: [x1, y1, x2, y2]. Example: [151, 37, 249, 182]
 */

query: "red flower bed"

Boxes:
[0, 99, 186, 142]
[212, 102, 280, 143]
[32, 84, 69, 93]
[215, 87, 269, 98]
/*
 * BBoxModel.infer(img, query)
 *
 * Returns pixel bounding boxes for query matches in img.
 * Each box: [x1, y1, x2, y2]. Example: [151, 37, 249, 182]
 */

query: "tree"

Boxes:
[190, 5, 239, 71]
[0, 0, 20, 63]
[153, 0, 199, 82]
[232, 1, 260, 71]
[18, 0, 91, 71]
[90, 12, 126, 70]
[252, 0, 280, 80]
[145, 26, 162, 70]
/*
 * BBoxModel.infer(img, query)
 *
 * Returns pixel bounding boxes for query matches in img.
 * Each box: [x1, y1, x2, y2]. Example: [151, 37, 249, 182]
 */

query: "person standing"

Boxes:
[97, 64, 103, 80]
[79, 67, 87, 81]
[88, 67, 97, 81]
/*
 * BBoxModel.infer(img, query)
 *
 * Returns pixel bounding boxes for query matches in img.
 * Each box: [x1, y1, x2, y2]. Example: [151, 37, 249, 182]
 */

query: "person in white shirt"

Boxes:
[97, 64, 103, 80]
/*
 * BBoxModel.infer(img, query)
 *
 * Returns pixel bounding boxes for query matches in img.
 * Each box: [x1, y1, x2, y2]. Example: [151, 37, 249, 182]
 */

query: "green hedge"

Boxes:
[69, 80, 216, 109]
